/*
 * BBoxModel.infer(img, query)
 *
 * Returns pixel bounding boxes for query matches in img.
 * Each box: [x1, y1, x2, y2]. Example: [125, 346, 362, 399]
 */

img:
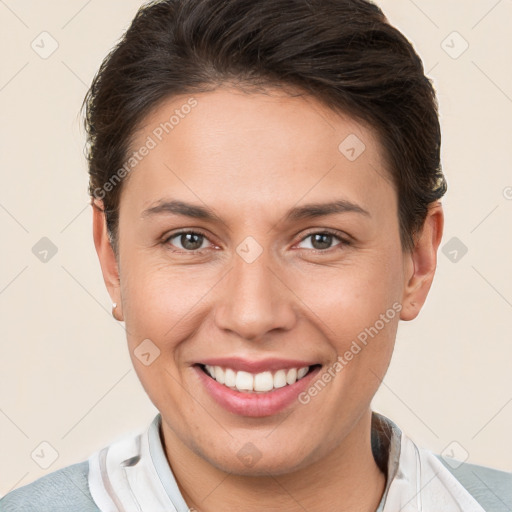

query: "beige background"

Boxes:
[1, 0, 511, 495]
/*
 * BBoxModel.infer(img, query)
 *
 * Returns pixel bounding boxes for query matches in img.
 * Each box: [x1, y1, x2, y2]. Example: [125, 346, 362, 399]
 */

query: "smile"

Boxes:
[201, 364, 313, 393]
[194, 360, 323, 417]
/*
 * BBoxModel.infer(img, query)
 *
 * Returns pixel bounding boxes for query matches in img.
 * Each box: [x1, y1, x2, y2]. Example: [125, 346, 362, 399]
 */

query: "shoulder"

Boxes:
[0, 460, 100, 512]
[434, 453, 512, 512]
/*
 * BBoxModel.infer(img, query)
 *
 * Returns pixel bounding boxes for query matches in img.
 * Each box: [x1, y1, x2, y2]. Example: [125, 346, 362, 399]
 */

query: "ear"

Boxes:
[400, 201, 444, 321]
[92, 200, 123, 321]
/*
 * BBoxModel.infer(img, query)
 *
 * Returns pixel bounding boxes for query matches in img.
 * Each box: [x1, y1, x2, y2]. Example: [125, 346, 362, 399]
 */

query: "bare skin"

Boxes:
[93, 85, 443, 512]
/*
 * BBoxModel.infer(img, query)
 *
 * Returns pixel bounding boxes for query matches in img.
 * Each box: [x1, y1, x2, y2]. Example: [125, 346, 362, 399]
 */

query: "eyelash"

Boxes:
[162, 229, 351, 255]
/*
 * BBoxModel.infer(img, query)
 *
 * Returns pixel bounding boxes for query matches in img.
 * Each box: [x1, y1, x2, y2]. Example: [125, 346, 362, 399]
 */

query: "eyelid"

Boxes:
[162, 228, 352, 253]
[294, 228, 351, 251]
[163, 228, 217, 252]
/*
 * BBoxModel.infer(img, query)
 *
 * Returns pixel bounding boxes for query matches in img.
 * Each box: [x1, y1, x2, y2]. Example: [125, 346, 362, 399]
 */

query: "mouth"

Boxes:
[193, 359, 323, 417]
[197, 363, 321, 393]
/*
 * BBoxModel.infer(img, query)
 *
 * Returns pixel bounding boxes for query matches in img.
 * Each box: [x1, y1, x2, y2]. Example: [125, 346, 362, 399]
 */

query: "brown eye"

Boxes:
[297, 231, 347, 252]
[165, 231, 209, 251]
[311, 233, 335, 250]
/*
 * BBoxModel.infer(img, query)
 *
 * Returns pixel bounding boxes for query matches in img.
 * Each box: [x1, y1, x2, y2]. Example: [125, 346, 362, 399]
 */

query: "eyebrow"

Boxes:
[284, 199, 370, 221]
[141, 199, 370, 222]
[141, 200, 223, 222]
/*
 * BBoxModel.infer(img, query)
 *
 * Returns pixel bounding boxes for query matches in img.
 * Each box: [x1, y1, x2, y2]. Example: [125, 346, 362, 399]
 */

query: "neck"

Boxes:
[162, 409, 386, 512]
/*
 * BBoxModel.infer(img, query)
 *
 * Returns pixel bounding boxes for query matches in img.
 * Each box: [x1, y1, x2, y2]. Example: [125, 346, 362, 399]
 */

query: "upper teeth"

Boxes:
[204, 365, 310, 393]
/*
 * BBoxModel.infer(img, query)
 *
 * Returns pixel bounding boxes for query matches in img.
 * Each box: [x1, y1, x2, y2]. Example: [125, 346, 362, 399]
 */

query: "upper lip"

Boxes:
[196, 357, 319, 373]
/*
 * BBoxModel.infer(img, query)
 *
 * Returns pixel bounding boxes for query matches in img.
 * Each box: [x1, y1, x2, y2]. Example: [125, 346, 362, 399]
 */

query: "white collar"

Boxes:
[88, 412, 485, 511]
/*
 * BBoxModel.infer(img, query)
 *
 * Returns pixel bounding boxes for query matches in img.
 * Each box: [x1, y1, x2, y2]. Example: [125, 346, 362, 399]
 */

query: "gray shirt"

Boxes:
[1, 412, 510, 511]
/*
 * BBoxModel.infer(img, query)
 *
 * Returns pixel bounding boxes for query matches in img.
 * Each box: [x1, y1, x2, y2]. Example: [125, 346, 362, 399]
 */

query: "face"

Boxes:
[95, 85, 439, 476]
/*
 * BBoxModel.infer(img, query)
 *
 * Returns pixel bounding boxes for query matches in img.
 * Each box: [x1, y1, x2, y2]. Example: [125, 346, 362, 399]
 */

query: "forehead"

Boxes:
[122, 86, 395, 219]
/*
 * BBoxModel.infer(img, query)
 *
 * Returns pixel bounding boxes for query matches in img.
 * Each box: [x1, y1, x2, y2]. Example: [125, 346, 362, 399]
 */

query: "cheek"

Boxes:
[298, 255, 403, 337]
[120, 264, 175, 340]
[120, 257, 223, 363]
[294, 250, 402, 394]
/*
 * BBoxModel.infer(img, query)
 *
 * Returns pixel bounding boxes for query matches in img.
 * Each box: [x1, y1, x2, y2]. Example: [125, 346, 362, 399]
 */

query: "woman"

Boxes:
[1, 0, 510, 510]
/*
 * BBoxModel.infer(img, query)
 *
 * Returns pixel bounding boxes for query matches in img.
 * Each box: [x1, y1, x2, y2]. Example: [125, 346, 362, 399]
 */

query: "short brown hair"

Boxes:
[83, 0, 447, 254]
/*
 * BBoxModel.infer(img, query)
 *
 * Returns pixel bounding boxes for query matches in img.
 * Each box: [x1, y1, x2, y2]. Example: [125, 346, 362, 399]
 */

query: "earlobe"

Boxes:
[92, 200, 124, 321]
[400, 202, 444, 321]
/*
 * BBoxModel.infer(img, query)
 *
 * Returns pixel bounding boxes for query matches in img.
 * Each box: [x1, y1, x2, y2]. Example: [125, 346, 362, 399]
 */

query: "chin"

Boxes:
[198, 440, 316, 477]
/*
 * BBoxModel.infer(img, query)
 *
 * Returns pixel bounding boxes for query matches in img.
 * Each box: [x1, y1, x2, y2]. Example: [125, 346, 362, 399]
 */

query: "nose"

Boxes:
[213, 248, 297, 342]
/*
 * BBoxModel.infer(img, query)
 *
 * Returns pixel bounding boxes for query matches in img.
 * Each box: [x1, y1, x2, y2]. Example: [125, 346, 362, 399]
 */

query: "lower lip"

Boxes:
[194, 365, 322, 417]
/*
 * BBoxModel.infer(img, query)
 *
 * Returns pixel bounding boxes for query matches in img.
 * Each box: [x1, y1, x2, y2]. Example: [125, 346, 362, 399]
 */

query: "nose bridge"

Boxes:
[214, 242, 296, 341]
